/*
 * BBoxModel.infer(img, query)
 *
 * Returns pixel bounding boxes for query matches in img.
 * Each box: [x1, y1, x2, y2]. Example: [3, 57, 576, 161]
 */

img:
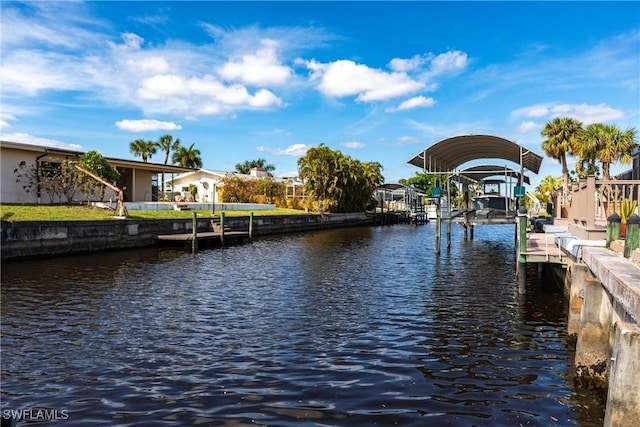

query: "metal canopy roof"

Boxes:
[407, 135, 543, 174]
[458, 165, 530, 185]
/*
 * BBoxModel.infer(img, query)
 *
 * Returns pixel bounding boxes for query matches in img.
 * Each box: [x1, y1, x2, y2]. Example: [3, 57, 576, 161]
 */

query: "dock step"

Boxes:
[174, 204, 191, 211]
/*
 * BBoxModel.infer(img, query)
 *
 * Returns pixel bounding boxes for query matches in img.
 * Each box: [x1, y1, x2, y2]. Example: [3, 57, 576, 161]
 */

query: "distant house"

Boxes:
[1, 140, 194, 204]
[166, 167, 305, 203]
[165, 169, 230, 203]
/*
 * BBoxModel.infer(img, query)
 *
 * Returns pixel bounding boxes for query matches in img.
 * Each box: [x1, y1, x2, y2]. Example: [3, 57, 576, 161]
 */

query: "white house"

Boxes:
[165, 169, 231, 203]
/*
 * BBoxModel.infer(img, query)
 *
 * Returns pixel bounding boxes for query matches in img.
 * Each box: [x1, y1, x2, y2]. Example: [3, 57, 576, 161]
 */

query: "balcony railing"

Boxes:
[556, 176, 640, 228]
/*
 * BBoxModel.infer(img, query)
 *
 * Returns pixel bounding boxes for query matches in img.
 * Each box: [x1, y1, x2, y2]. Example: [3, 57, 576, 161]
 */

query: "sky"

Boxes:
[1, 1, 639, 190]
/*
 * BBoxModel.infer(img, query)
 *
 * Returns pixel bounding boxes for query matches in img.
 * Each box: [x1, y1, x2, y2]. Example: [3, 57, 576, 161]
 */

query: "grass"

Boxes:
[0, 204, 313, 222]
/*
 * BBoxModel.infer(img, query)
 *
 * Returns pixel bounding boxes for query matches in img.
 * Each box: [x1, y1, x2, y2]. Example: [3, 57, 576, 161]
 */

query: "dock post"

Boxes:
[604, 322, 640, 427]
[517, 206, 527, 294]
[192, 211, 198, 251]
[220, 212, 225, 246]
[446, 219, 451, 249]
[435, 200, 441, 255]
[623, 214, 640, 258]
[606, 213, 621, 248]
[249, 211, 254, 242]
[470, 224, 474, 240]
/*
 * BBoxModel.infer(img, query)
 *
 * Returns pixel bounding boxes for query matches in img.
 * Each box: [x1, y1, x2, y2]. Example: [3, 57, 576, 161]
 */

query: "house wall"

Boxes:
[1, 147, 40, 203]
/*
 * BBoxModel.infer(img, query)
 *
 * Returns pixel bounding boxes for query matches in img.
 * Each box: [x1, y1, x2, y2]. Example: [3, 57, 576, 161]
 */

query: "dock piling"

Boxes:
[517, 206, 527, 293]
[623, 214, 640, 258]
[606, 213, 621, 249]
[249, 211, 254, 242]
[192, 212, 198, 251]
[220, 212, 225, 246]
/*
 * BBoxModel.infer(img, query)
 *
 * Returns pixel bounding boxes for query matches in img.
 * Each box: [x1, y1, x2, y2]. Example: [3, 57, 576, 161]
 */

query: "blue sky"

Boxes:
[1, 1, 639, 189]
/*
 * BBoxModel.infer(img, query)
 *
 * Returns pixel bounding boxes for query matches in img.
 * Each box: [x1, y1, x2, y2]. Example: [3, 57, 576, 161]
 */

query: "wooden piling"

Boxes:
[606, 213, 621, 249]
[249, 212, 254, 242]
[623, 214, 640, 258]
[435, 200, 441, 255]
[192, 211, 198, 251]
[220, 212, 225, 246]
[517, 206, 527, 294]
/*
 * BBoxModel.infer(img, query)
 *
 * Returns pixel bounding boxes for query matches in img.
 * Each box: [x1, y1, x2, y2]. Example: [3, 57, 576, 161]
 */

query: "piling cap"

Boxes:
[607, 212, 621, 223]
[626, 213, 640, 225]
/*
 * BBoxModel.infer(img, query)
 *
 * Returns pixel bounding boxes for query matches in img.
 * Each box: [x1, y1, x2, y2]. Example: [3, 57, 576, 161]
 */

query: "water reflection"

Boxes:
[1, 224, 604, 426]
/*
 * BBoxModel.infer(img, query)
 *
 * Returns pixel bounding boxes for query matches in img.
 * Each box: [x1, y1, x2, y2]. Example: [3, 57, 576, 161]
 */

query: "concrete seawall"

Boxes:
[1, 213, 374, 261]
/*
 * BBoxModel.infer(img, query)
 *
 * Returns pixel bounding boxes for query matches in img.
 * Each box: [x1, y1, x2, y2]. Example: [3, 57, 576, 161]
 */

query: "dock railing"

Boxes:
[556, 176, 640, 229]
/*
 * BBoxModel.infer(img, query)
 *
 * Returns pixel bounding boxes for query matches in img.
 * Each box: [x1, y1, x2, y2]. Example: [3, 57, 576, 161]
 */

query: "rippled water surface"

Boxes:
[1, 224, 605, 426]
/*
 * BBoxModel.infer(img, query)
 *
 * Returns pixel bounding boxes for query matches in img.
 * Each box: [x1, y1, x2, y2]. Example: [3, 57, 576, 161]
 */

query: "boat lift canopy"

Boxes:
[407, 135, 543, 180]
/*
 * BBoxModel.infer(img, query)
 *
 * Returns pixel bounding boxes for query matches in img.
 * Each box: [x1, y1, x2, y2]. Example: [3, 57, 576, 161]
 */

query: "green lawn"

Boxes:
[0, 204, 312, 222]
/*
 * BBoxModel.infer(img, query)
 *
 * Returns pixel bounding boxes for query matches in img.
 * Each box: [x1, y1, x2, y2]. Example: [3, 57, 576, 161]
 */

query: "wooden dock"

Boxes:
[523, 231, 566, 264]
[157, 231, 250, 246]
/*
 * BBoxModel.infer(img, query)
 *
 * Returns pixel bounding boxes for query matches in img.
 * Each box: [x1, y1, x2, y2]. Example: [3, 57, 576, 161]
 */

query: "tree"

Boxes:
[298, 144, 384, 213]
[535, 175, 562, 203]
[78, 150, 121, 203]
[235, 158, 276, 175]
[156, 134, 181, 164]
[541, 117, 583, 196]
[129, 139, 157, 162]
[575, 124, 638, 180]
[13, 159, 81, 203]
[171, 143, 203, 168]
[404, 171, 458, 199]
[156, 134, 181, 199]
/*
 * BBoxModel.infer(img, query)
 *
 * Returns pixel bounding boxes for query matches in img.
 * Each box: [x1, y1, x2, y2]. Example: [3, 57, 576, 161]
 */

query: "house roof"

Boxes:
[1, 140, 194, 173]
[407, 134, 543, 174]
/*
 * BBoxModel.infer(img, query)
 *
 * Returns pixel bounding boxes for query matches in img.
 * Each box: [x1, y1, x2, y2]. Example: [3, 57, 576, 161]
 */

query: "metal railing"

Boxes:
[557, 176, 640, 228]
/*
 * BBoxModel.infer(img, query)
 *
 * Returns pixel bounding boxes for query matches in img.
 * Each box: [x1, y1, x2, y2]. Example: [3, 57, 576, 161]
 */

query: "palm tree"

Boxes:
[129, 139, 157, 162]
[156, 134, 181, 165]
[298, 144, 337, 212]
[541, 117, 583, 196]
[536, 175, 562, 203]
[156, 135, 181, 199]
[171, 143, 203, 169]
[235, 158, 276, 175]
[576, 124, 638, 180]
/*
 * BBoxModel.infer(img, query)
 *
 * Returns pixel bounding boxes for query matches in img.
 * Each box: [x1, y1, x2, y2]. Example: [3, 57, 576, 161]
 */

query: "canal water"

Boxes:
[1, 224, 606, 426]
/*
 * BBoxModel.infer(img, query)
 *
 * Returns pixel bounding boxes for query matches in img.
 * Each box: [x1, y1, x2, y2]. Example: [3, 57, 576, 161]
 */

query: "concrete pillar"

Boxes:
[575, 277, 613, 383]
[567, 262, 589, 338]
[604, 322, 640, 427]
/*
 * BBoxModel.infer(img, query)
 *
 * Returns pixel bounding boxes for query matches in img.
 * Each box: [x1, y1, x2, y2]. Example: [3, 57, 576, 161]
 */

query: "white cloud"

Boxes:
[550, 103, 624, 124]
[389, 55, 426, 72]
[257, 143, 311, 156]
[0, 132, 83, 150]
[396, 135, 421, 146]
[516, 121, 539, 133]
[428, 50, 468, 75]
[305, 59, 424, 102]
[387, 96, 436, 112]
[115, 119, 183, 132]
[217, 39, 293, 86]
[341, 141, 365, 149]
[512, 103, 624, 125]
[0, 112, 17, 129]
